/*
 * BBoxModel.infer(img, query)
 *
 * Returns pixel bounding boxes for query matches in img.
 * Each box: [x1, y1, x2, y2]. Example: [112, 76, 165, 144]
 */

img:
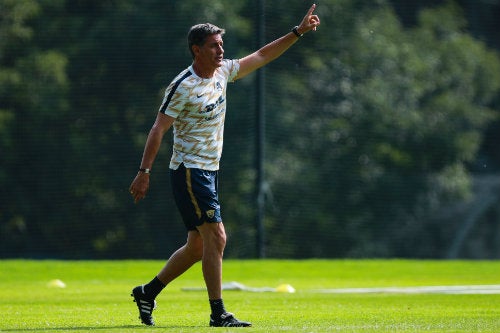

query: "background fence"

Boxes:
[1, 0, 499, 259]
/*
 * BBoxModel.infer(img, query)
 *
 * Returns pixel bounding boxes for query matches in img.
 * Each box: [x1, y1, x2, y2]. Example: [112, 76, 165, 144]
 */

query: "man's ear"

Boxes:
[192, 44, 200, 56]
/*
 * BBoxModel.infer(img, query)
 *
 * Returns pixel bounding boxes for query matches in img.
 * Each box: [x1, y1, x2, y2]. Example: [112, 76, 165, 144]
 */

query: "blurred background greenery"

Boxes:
[1, 0, 499, 259]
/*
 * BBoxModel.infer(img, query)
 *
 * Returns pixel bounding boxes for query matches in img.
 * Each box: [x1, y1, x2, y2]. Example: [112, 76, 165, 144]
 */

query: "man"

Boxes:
[129, 4, 320, 328]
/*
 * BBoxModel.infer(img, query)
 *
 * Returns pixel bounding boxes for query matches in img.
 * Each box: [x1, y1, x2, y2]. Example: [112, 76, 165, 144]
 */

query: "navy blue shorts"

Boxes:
[170, 164, 222, 231]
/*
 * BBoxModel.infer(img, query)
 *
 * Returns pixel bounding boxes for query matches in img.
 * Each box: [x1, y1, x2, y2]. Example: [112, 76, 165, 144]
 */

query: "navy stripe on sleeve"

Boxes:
[159, 71, 193, 114]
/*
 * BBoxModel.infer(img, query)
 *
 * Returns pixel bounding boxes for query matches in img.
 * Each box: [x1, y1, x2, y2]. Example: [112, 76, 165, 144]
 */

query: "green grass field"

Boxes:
[1, 259, 499, 332]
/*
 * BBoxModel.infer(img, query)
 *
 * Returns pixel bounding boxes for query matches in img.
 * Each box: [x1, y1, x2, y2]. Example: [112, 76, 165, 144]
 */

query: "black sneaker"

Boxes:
[210, 312, 252, 327]
[131, 285, 156, 326]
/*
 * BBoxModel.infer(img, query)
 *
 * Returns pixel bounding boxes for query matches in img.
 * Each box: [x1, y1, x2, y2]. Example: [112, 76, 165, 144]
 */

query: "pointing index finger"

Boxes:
[308, 4, 317, 16]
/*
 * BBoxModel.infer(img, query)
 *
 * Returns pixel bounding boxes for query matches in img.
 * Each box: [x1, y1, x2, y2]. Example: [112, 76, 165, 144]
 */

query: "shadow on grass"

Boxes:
[1, 325, 202, 331]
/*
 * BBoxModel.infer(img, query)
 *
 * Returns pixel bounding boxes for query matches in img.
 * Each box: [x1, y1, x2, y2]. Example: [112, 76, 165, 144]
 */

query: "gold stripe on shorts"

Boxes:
[186, 168, 202, 219]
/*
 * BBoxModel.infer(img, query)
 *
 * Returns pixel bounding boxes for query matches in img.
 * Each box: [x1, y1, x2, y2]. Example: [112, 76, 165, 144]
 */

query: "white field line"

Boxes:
[311, 285, 500, 294]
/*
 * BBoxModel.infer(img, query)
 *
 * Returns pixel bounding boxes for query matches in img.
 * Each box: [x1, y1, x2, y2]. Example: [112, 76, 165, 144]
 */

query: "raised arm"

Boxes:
[234, 4, 320, 81]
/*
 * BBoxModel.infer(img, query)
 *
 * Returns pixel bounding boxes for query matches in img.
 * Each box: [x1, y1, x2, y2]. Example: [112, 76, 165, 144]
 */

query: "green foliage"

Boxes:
[0, 0, 499, 258]
[261, 0, 500, 258]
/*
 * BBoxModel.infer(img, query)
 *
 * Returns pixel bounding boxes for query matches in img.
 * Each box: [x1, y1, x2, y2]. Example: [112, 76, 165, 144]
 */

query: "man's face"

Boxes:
[195, 34, 224, 69]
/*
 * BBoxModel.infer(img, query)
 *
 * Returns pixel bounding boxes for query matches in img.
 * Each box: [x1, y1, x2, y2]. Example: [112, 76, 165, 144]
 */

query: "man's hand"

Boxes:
[297, 4, 321, 35]
[129, 172, 150, 204]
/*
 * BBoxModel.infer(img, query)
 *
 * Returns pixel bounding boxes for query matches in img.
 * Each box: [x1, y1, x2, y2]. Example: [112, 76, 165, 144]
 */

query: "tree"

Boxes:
[0, 0, 72, 256]
[261, 0, 500, 257]
[1, 0, 499, 258]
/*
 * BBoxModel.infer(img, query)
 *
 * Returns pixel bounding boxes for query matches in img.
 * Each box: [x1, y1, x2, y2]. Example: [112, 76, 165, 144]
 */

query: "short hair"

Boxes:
[187, 23, 225, 59]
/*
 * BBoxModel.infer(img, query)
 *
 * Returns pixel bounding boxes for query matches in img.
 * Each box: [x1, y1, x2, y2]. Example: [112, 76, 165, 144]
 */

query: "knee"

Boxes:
[205, 224, 227, 252]
[215, 227, 227, 251]
[186, 235, 204, 261]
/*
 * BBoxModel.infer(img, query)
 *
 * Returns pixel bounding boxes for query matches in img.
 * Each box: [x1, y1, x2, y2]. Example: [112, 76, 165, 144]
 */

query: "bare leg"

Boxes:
[131, 231, 203, 326]
[196, 222, 226, 300]
[156, 230, 203, 285]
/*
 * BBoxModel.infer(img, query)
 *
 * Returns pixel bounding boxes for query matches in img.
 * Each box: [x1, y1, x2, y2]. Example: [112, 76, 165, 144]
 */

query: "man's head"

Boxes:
[188, 23, 225, 59]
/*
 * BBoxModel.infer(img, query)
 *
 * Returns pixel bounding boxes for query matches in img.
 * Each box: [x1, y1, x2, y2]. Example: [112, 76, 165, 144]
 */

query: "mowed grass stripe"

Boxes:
[0, 259, 499, 332]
